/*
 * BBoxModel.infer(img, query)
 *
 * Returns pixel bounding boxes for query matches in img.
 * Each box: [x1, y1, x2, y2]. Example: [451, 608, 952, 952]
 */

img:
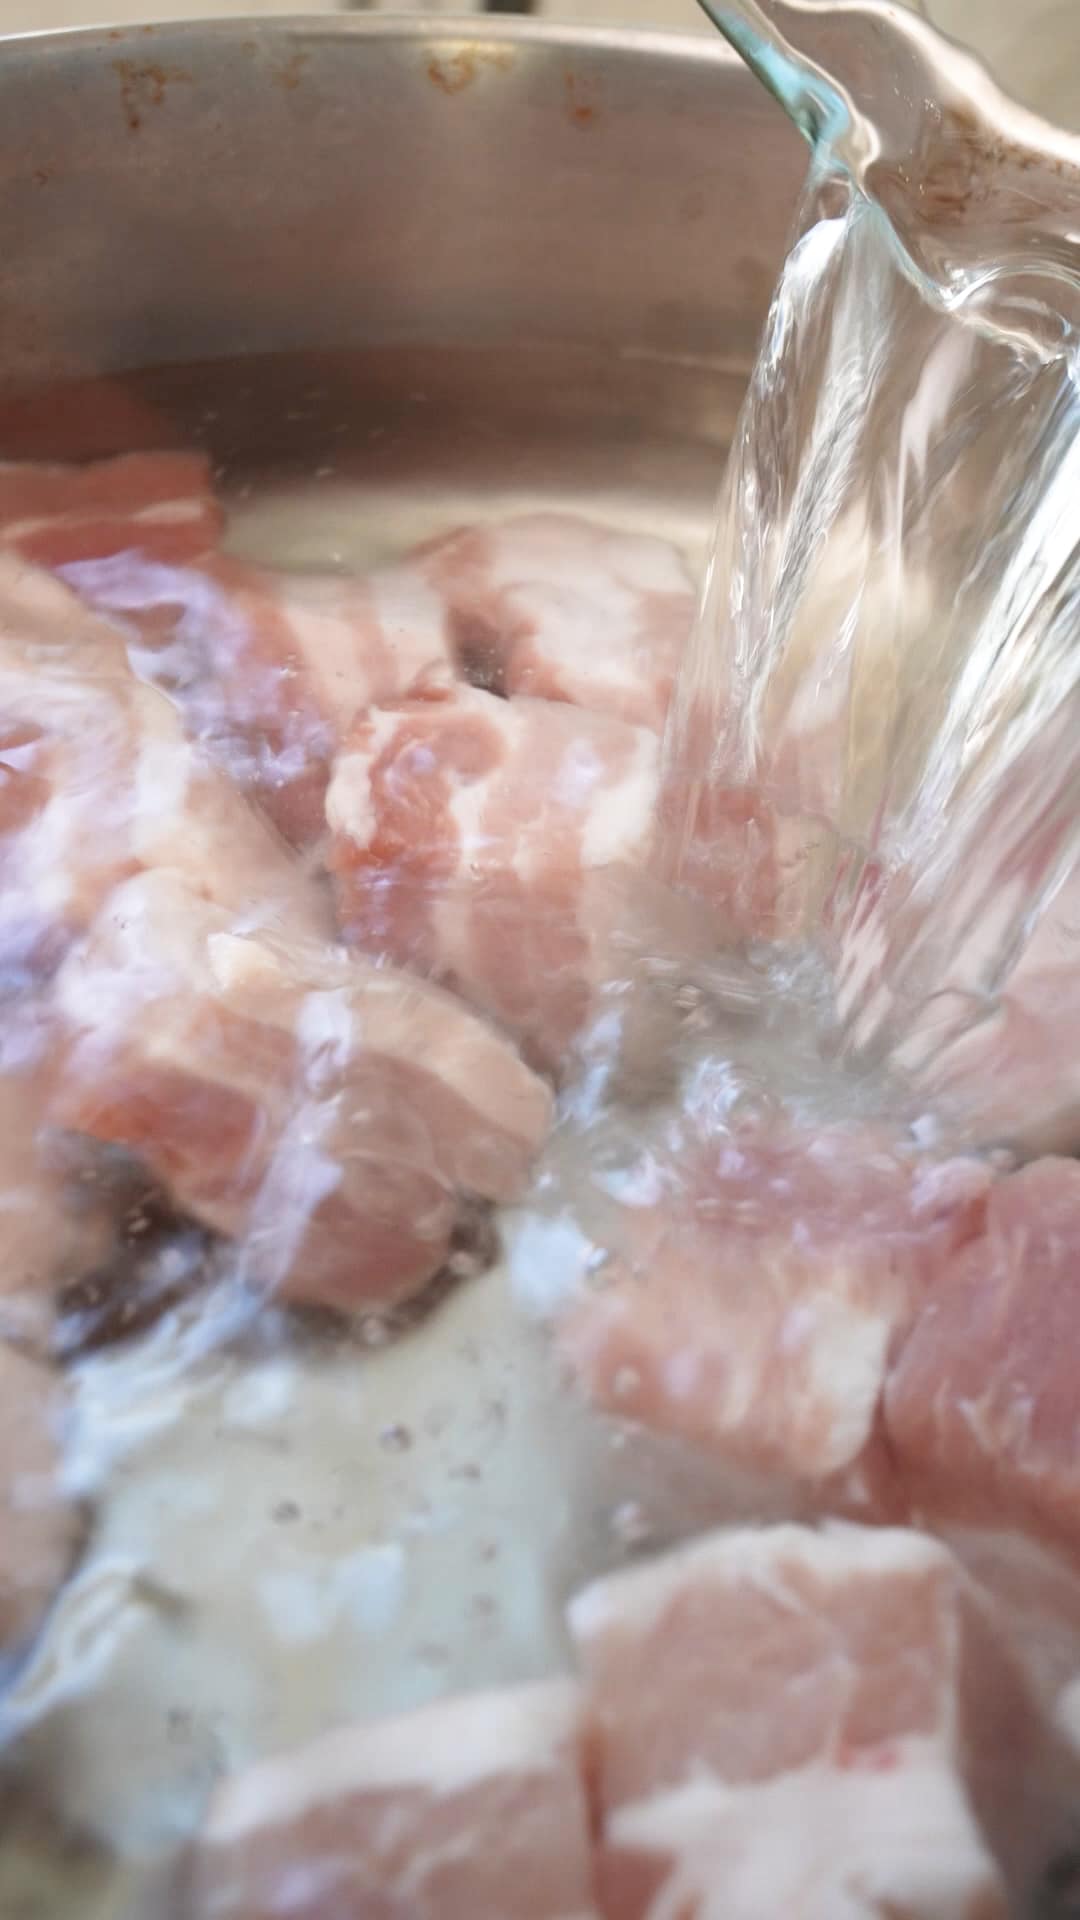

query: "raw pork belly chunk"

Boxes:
[0, 452, 223, 568]
[193, 1680, 597, 1920]
[559, 1118, 987, 1499]
[50, 872, 553, 1311]
[328, 681, 660, 1071]
[0, 555, 323, 978]
[570, 1522, 1048, 1919]
[917, 866, 1080, 1157]
[423, 511, 695, 730]
[62, 547, 454, 848]
[886, 1157, 1080, 1564]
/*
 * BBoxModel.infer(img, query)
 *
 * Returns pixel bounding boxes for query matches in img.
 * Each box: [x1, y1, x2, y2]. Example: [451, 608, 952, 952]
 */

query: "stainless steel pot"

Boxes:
[0, 15, 806, 562]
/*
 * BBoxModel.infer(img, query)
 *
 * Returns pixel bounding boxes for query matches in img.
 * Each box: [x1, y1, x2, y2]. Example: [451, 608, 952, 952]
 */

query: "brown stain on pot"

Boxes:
[272, 51, 310, 93]
[564, 71, 599, 130]
[113, 60, 191, 136]
[426, 45, 514, 96]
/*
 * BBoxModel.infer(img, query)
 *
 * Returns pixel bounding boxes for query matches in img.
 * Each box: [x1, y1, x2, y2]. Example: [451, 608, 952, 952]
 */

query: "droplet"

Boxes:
[359, 1315, 392, 1348]
[729, 1088, 778, 1131]
[611, 1500, 652, 1549]
[585, 1246, 614, 1290]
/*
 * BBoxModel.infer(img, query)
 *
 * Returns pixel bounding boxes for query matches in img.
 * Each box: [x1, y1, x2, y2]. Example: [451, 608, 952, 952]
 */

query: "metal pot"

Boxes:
[0, 17, 1074, 1916]
[0, 15, 805, 560]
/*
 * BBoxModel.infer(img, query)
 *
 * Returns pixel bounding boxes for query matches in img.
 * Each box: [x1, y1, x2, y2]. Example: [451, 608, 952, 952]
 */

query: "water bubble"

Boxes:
[729, 1088, 779, 1132]
[611, 1500, 653, 1549]
[585, 1246, 614, 1290]
[359, 1315, 392, 1348]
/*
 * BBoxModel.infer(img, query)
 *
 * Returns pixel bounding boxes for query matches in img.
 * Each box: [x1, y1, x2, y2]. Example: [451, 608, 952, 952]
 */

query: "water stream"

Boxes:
[662, 0, 1080, 1119]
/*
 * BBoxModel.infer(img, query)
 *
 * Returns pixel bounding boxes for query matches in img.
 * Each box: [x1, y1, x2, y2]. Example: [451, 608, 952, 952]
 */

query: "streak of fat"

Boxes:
[222, 479, 712, 585]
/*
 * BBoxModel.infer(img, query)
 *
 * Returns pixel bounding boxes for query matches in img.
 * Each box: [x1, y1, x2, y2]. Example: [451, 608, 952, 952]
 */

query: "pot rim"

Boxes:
[0, 11, 734, 66]
[7, 6, 1080, 174]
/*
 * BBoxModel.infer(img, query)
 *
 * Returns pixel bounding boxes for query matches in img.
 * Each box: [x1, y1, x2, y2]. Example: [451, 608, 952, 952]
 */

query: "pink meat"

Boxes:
[61, 548, 455, 848]
[656, 739, 841, 946]
[0, 556, 325, 978]
[51, 870, 552, 1311]
[193, 1680, 596, 1920]
[0, 452, 223, 569]
[0, 1343, 78, 1656]
[423, 512, 695, 731]
[569, 1522, 1047, 1918]
[558, 1119, 988, 1494]
[327, 681, 660, 1071]
[929, 979, 1080, 1158]
[903, 863, 1080, 1157]
[885, 1157, 1080, 1564]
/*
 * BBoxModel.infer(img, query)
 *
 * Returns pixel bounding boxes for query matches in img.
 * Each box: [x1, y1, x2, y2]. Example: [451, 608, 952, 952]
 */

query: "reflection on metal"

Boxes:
[338, 0, 535, 10]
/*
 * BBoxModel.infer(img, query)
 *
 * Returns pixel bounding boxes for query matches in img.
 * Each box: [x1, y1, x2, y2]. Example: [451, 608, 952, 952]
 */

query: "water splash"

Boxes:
[663, 0, 1080, 1126]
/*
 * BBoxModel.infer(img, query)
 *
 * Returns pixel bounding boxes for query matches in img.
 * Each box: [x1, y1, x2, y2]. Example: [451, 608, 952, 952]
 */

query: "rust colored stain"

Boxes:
[882, 103, 1075, 229]
[564, 71, 599, 131]
[272, 50, 310, 93]
[112, 61, 191, 136]
[427, 45, 514, 96]
[428, 50, 478, 95]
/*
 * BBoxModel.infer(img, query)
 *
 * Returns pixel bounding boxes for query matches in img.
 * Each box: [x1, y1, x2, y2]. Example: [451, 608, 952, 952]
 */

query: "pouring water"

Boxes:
[655, 0, 1080, 1161]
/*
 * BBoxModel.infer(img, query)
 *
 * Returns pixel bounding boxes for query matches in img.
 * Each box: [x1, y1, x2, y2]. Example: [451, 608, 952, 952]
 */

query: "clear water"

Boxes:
[663, 0, 1080, 1108]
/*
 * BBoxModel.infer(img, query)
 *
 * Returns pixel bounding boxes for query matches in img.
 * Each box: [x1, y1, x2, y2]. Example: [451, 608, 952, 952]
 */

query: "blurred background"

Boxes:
[1, 2, 1078, 132]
